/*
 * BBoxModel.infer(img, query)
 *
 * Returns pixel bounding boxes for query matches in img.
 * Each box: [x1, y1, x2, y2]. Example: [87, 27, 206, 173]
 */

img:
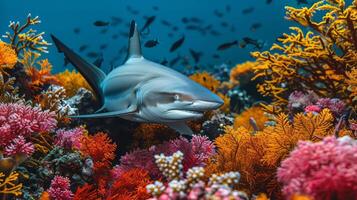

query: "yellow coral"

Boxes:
[346, 68, 357, 106]
[0, 172, 22, 197]
[233, 106, 268, 132]
[252, 0, 357, 108]
[0, 41, 17, 72]
[56, 69, 92, 97]
[230, 61, 259, 86]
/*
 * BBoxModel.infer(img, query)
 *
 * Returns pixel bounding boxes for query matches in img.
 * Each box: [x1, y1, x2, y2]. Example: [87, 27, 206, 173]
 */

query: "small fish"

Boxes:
[189, 49, 203, 63]
[221, 22, 229, 27]
[169, 36, 185, 52]
[87, 52, 99, 58]
[161, 20, 171, 27]
[169, 55, 181, 67]
[297, 0, 308, 4]
[93, 20, 110, 26]
[266, 0, 273, 4]
[213, 9, 224, 18]
[190, 17, 203, 23]
[226, 5, 231, 12]
[172, 26, 179, 31]
[144, 39, 159, 48]
[212, 54, 220, 59]
[73, 27, 80, 34]
[242, 7, 255, 14]
[181, 17, 190, 24]
[241, 37, 264, 49]
[141, 16, 156, 33]
[79, 45, 88, 52]
[250, 23, 262, 31]
[100, 44, 108, 50]
[152, 6, 159, 11]
[217, 40, 238, 51]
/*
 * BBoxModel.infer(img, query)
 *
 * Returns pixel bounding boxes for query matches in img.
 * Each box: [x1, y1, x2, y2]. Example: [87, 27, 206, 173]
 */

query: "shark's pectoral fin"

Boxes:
[70, 106, 136, 119]
[166, 122, 193, 136]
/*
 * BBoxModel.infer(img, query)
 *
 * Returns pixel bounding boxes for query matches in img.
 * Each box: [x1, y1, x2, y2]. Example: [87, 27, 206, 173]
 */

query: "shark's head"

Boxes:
[140, 75, 224, 122]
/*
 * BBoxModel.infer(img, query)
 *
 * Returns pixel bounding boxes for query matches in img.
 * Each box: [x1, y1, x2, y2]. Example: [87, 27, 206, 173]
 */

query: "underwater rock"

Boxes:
[66, 87, 97, 115]
[200, 111, 234, 139]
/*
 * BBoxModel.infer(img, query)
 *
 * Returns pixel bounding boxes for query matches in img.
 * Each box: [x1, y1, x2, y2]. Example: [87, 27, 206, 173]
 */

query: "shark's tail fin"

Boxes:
[126, 20, 143, 61]
[51, 35, 106, 105]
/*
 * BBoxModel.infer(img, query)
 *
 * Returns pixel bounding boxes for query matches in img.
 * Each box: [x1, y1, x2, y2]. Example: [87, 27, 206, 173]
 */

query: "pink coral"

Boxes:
[288, 91, 318, 111]
[3, 136, 35, 157]
[47, 175, 73, 200]
[304, 105, 321, 114]
[0, 103, 57, 147]
[113, 135, 215, 179]
[277, 136, 357, 200]
[55, 127, 84, 150]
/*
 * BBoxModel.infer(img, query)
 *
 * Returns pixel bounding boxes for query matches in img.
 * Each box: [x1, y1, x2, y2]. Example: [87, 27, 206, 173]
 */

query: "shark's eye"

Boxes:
[174, 94, 180, 101]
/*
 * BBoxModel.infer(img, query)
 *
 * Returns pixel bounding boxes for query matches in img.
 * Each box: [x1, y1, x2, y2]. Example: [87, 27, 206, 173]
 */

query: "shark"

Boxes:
[51, 20, 223, 135]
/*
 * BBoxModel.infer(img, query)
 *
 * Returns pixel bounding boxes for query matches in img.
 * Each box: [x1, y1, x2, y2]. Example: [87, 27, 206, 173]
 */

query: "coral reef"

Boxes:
[251, 0, 357, 108]
[0, 41, 17, 73]
[56, 70, 92, 97]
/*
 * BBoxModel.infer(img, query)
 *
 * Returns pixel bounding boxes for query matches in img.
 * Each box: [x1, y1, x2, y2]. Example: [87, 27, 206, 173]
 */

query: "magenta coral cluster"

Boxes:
[0, 103, 57, 156]
[113, 135, 215, 179]
[47, 176, 73, 200]
[277, 136, 357, 200]
[55, 127, 84, 150]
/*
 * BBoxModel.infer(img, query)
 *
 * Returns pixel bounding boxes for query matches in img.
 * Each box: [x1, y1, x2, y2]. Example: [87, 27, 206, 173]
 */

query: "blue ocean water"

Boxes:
[1, 0, 299, 73]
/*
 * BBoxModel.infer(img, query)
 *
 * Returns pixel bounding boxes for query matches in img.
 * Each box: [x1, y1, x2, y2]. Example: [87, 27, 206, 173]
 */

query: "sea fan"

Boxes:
[277, 136, 357, 200]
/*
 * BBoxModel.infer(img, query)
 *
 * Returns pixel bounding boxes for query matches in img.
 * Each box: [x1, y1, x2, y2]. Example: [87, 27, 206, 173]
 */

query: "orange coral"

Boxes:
[0, 171, 22, 197]
[233, 106, 268, 132]
[56, 69, 92, 97]
[107, 168, 152, 200]
[132, 123, 177, 149]
[80, 132, 117, 174]
[230, 61, 259, 86]
[0, 41, 17, 72]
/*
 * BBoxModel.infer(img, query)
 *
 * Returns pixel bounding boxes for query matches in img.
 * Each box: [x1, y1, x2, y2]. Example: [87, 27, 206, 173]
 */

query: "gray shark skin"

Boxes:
[51, 20, 223, 135]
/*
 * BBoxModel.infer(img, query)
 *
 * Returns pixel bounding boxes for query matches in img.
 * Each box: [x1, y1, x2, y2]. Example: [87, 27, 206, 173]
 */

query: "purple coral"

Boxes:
[0, 103, 57, 147]
[55, 127, 84, 149]
[113, 135, 216, 179]
[288, 90, 318, 111]
[3, 136, 35, 157]
[316, 98, 346, 117]
[47, 175, 73, 200]
[277, 136, 357, 200]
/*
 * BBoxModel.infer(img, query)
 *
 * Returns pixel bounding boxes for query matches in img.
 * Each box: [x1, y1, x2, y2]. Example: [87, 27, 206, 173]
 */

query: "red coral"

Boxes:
[0, 103, 57, 147]
[115, 135, 215, 179]
[107, 168, 152, 200]
[73, 184, 99, 200]
[47, 176, 73, 200]
[4, 135, 34, 156]
[80, 132, 117, 175]
[277, 136, 357, 200]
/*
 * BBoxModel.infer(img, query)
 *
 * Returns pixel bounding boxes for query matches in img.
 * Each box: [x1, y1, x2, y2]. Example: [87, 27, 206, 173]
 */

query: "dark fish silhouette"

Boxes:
[144, 39, 159, 48]
[241, 37, 264, 49]
[172, 26, 179, 31]
[297, 0, 308, 4]
[204, 24, 213, 30]
[87, 52, 99, 58]
[94, 20, 110, 26]
[169, 36, 185, 52]
[79, 45, 88, 52]
[214, 9, 224, 18]
[141, 16, 156, 33]
[161, 20, 171, 27]
[242, 7, 255, 14]
[153, 6, 159, 11]
[250, 23, 262, 31]
[189, 49, 203, 63]
[217, 40, 238, 51]
[226, 5, 231, 12]
[266, 0, 273, 4]
[182, 17, 189, 23]
[100, 44, 108, 50]
[221, 22, 229, 27]
[169, 55, 182, 67]
[160, 58, 168, 65]
[212, 54, 220, 59]
[73, 27, 80, 34]
[190, 17, 203, 23]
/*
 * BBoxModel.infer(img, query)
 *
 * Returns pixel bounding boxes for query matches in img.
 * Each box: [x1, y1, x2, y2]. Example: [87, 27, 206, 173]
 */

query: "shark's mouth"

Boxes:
[167, 109, 203, 116]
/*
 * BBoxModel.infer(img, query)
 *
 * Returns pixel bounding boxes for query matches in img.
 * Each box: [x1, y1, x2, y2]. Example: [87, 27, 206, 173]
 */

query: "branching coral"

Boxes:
[0, 171, 22, 197]
[2, 14, 50, 54]
[233, 106, 268, 132]
[56, 70, 92, 97]
[47, 176, 73, 200]
[55, 127, 85, 150]
[252, 0, 357, 108]
[21, 50, 58, 91]
[80, 132, 117, 175]
[0, 41, 17, 73]
[4, 136, 35, 157]
[230, 61, 259, 87]
[115, 135, 215, 179]
[277, 136, 357, 200]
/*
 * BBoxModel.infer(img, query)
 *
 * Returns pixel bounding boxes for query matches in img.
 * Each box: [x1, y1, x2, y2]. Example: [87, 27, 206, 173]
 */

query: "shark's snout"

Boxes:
[191, 98, 223, 110]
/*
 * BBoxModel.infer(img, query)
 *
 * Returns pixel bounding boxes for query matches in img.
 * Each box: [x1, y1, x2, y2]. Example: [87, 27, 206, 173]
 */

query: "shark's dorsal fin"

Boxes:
[127, 20, 142, 60]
